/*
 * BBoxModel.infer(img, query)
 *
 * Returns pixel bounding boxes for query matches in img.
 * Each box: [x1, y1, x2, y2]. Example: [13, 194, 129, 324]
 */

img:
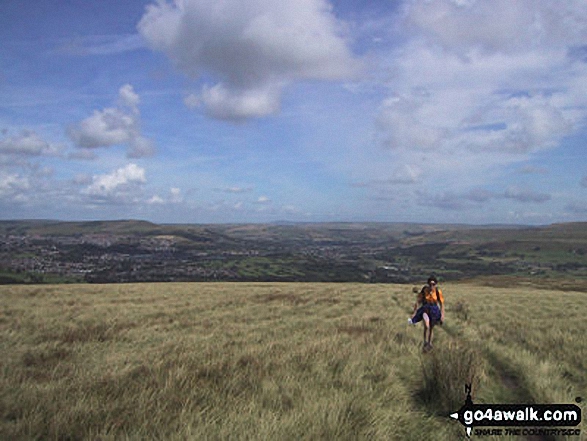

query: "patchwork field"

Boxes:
[1, 282, 585, 440]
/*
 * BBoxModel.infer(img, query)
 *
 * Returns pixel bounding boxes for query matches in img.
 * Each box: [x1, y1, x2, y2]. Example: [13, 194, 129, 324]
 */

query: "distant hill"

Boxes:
[1, 219, 586, 286]
[0, 219, 158, 236]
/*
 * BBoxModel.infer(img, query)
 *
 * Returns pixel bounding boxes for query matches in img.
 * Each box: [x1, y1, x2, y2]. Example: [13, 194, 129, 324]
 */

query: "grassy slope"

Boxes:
[0, 283, 585, 440]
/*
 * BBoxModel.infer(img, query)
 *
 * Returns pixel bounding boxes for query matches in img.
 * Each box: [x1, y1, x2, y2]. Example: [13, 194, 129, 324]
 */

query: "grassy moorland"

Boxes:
[0, 282, 585, 440]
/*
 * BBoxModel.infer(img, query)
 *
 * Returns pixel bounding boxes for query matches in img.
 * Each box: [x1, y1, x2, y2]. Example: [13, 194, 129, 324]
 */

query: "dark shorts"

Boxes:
[412, 304, 441, 325]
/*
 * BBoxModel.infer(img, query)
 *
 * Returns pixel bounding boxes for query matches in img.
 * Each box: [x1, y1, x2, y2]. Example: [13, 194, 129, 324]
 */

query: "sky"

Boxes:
[1, 0, 587, 225]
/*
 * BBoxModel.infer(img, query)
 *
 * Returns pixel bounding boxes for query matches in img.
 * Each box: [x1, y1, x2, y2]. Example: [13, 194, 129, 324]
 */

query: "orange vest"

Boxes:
[421, 286, 443, 305]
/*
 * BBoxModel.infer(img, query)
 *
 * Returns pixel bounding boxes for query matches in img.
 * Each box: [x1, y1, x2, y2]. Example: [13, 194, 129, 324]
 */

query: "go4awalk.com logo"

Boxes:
[450, 384, 582, 438]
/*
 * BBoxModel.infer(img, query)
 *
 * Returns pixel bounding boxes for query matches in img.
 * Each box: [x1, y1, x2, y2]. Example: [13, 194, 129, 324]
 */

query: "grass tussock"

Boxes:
[450, 300, 470, 322]
[0, 282, 584, 440]
[418, 340, 483, 415]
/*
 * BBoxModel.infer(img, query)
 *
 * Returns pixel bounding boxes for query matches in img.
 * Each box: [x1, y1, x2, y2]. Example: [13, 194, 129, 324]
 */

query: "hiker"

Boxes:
[408, 275, 445, 351]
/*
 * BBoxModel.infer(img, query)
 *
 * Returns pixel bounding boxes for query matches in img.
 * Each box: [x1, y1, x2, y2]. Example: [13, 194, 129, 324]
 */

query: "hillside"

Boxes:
[1, 282, 584, 440]
[1, 220, 587, 286]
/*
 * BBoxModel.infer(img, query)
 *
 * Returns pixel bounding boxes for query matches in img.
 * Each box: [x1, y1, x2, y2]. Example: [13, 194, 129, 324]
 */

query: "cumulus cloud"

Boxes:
[68, 84, 155, 157]
[68, 108, 136, 148]
[118, 83, 141, 108]
[147, 187, 183, 205]
[147, 194, 165, 205]
[0, 173, 30, 198]
[83, 163, 147, 203]
[0, 130, 61, 156]
[371, 0, 587, 199]
[138, 0, 361, 120]
[170, 187, 183, 203]
[377, 45, 577, 155]
[200, 83, 281, 120]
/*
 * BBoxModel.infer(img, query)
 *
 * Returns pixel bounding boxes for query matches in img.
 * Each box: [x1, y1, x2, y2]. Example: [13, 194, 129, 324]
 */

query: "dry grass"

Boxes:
[0, 282, 584, 440]
[418, 340, 483, 416]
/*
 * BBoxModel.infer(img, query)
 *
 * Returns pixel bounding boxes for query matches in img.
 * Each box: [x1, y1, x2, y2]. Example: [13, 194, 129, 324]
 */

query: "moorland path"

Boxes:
[435, 311, 574, 441]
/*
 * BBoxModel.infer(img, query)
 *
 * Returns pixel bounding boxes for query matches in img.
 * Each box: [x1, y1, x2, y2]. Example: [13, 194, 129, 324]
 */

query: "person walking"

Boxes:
[408, 275, 445, 352]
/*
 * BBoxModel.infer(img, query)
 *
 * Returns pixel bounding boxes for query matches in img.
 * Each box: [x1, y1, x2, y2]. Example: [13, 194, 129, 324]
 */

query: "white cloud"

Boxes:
[147, 187, 183, 205]
[68, 107, 136, 148]
[68, 84, 155, 158]
[371, 0, 587, 196]
[200, 83, 281, 120]
[404, 0, 587, 55]
[83, 163, 147, 201]
[138, 0, 362, 120]
[170, 187, 183, 203]
[118, 84, 141, 108]
[0, 173, 30, 197]
[148, 194, 165, 205]
[0, 130, 61, 156]
[377, 45, 576, 155]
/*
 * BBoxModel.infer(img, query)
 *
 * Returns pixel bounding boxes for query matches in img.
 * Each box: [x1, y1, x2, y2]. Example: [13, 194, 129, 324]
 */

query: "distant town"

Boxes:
[1, 220, 586, 285]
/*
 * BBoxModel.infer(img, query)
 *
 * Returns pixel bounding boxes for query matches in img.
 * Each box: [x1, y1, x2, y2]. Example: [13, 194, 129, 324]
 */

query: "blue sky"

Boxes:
[1, 0, 587, 225]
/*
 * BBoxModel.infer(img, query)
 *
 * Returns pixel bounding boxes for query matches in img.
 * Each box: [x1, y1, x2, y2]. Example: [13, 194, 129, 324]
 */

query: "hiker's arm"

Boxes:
[441, 302, 445, 323]
[440, 298, 445, 323]
[436, 289, 445, 323]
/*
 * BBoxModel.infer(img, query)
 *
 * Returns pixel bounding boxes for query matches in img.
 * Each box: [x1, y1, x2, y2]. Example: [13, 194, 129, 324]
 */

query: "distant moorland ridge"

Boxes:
[1, 219, 587, 286]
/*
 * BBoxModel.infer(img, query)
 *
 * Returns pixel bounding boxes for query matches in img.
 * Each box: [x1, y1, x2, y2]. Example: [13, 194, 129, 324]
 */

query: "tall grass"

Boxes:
[418, 340, 483, 415]
[0, 282, 584, 440]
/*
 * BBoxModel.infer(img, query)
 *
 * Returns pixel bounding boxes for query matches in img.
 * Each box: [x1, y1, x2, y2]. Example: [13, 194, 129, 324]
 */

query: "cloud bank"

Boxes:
[369, 0, 587, 198]
[138, 0, 361, 120]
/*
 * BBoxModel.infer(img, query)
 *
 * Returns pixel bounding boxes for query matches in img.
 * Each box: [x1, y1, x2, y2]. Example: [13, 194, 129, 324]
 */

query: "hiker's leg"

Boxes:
[411, 306, 425, 324]
[426, 306, 439, 345]
[422, 312, 430, 346]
